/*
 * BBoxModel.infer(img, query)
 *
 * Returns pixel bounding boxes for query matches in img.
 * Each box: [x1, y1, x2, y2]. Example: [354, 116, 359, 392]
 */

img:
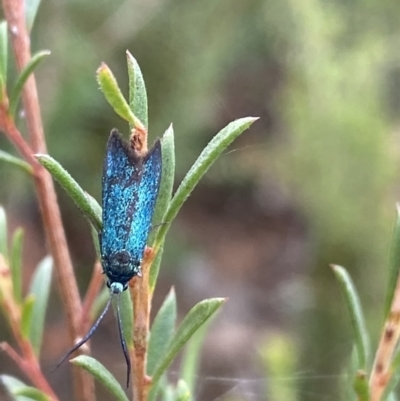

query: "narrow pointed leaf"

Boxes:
[86, 193, 102, 229]
[175, 379, 191, 401]
[120, 290, 133, 347]
[127, 51, 148, 129]
[150, 298, 226, 393]
[28, 256, 53, 354]
[149, 124, 175, 247]
[25, 0, 42, 32]
[21, 294, 35, 339]
[0, 150, 33, 174]
[148, 287, 177, 375]
[97, 63, 144, 129]
[9, 51, 51, 117]
[0, 206, 7, 259]
[90, 224, 101, 259]
[149, 245, 163, 292]
[1, 375, 50, 401]
[71, 355, 129, 401]
[112, 290, 133, 347]
[14, 387, 50, 401]
[0, 21, 8, 98]
[155, 117, 258, 248]
[10, 228, 24, 302]
[385, 204, 400, 316]
[35, 154, 102, 231]
[331, 265, 370, 369]
[180, 314, 213, 393]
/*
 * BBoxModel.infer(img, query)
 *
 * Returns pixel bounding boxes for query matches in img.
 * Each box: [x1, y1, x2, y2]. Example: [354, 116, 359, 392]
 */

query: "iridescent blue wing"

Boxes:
[127, 138, 162, 258]
[100, 129, 162, 277]
[100, 130, 142, 259]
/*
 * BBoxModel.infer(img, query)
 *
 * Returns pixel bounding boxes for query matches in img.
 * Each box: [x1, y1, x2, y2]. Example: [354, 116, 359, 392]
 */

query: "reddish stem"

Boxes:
[130, 247, 156, 401]
[1, 342, 59, 400]
[370, 272, 400, 400]
[1, 1, 94, 399]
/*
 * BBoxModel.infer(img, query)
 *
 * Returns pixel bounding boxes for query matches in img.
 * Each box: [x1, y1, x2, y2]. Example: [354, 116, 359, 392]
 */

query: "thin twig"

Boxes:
[0, 257, 58, 399]
[0, 107, 37, 166]
[1, 1, 94, 399]
[1, 340, 59, 400]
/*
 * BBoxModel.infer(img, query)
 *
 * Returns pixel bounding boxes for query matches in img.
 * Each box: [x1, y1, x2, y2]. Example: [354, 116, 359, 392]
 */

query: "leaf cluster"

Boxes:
[0, 10, 257, 399]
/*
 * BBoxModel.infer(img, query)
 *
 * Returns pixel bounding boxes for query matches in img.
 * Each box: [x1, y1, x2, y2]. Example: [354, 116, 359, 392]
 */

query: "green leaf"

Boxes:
[175, 379, 191, 401]
[21, 294, 35, 339]
[28, 256, 53, 355]
[148, 287, 177, 375]
[154, 117, 258, 249]
[126, 51, 148, 130]
[35, 154, 102, 231]
[0, 205, 7, 259]
[13, 386, 50, 401]
[9, 50, 50, 118]
[90, 286, 109, 321]
[150, 298, 226, 395]
[25, 0, 42, 32]
[385, 204, 400, 316]
[113, 290, 133, 347]
[148, 124, 175, 247]
[0, 150, 33, 174]
[86, 193, 103, 227]
[180, 314, 213, 393]
[97, 63, 144, 129]
[0, 21, 8, 99]
[353, 371, 369, 401]
[1, 375, 50, 401]
[10, 227, 24, 302]
[90, 224, 101, 259]
[148, 125, 175, 291]
[331, 265, 370, 369]
[71, 355, 129, 401]
[149, 246, 163, 293]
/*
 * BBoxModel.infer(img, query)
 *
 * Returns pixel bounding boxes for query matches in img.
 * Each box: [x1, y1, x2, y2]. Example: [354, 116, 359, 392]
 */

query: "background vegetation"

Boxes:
[1, 0, 400, 400]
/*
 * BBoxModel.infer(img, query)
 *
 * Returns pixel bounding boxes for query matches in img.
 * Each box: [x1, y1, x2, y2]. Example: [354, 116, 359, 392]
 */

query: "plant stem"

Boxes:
[130, 247, 154, 401]
[1, 342, 59, 401]
[1, 1, 94, 399]
[369, 274, 400, 400]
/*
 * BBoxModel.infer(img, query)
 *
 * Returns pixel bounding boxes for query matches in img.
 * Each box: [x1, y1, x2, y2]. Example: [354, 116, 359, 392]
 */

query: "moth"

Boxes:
[55, 129, 162, 387]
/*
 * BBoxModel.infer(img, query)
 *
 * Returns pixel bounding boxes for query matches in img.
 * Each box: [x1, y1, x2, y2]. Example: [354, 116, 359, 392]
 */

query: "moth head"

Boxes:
[103, 249, 142, 283]
[108, 280, 127, 294]
[114, 250, 132, 266]
[106, 250, 138, 270]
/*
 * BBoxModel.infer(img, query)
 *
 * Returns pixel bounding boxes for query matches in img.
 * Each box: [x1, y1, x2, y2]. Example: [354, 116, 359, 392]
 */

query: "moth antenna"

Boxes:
[116, 293, 131, 388]
[52, 297, 112, 371]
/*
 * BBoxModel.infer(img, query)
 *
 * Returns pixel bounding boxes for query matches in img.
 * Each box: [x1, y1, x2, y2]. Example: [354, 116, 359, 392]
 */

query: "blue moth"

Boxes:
[56, 129, 162, 387]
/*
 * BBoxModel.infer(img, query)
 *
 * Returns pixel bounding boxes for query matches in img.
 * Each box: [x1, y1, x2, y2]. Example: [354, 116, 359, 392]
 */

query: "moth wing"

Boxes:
[101, 129, 142, 257]
[127, 139, 162, 258]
